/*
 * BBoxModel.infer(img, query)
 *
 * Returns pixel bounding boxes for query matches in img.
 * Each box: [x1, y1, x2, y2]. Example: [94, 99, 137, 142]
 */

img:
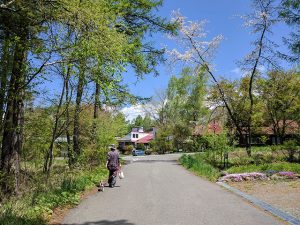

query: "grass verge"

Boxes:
[226, 162, 300, 174]
[0, 167, 108, 225]
[179, 154, 220, 181]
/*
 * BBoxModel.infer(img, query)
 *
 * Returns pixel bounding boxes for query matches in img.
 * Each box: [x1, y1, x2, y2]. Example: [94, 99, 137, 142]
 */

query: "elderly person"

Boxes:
[106, 146, 121, 188]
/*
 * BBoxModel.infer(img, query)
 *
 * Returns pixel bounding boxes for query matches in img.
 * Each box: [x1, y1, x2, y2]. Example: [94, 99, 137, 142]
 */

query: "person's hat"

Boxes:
[110, 146, 116, 150]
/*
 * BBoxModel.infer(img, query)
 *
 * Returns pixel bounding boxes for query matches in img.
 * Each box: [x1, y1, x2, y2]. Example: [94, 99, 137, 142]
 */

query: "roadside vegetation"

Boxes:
[179, 141, 300, 181]
[179, 154, 220, 181]
[0, 163, 107, 225]
[0, 0, 176, 224]
[0, 0, 299, 224]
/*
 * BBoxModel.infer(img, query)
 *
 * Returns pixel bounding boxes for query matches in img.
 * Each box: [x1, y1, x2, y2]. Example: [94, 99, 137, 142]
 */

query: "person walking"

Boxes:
[106, 146, 121, 188]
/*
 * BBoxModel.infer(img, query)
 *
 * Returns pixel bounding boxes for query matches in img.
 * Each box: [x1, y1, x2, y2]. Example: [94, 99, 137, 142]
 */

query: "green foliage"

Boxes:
[201, 133, 232, 168]
[77, 109, 127, 165]
[112, 0, 178, 76]
[283, 139, 300, 162]
[165, 67, 208, 125]
[152, 67, 208, 152]
[123, 145, 134, 155]
[128, 114, 154, 132]
[78, 147, 107, 166]
[145, 149, 153, 155]
[251, 152, 275, 165]
[259, 136, 268, 145]
[258, 70, 300, 140]
[136, 143, 146, 150]
[179, 154, 220, 181]
[209, 76, 264, 133]
[23, 108, 52, 162]
[173, 124, 192, 151]
[151, 126, 174, 154]
[279, 0, 300, 61]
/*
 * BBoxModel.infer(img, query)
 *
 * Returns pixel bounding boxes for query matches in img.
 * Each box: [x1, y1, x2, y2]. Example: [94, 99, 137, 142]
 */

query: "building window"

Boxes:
[132, 133, 139, 138]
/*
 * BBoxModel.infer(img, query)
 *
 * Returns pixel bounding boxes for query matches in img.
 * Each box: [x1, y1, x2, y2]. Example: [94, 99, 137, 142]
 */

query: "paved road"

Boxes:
[62, 154, 283, 225]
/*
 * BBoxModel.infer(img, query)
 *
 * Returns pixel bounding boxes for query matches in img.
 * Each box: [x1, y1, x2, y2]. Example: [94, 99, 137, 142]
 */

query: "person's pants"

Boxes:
[108, 168, 118, 186]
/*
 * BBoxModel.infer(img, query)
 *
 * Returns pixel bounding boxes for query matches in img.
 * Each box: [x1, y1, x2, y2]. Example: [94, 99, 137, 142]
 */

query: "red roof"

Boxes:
[136, 134, 154, 144]
[258, 120, 299, 135]
[193, 121, 223, 136]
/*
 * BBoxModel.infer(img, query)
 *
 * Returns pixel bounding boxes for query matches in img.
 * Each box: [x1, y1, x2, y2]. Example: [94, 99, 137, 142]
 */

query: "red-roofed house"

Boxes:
[239, 120, 300, 145]
[117, 127, 155, 151]
[193, 121, 223, 136]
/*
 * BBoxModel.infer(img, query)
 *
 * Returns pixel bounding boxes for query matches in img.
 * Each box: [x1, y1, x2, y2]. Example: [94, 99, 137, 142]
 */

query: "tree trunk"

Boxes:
[93, 82, 101, 120]
[92, 81, 101, 141]
[246, 128, 252, 157]
[0, 38, 27, 194]
[44, 76, 66, 174]
[73, 62, 85, 160]
[64, 66, 73, 167]
[0, 32, 12, 135]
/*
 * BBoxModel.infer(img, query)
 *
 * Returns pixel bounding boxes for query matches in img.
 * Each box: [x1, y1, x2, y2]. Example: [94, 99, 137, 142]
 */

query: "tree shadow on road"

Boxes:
[61, 219, 135, 225]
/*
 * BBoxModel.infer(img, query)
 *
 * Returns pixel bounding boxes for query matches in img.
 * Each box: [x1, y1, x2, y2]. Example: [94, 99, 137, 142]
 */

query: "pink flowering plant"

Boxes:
[219, 172, 267, 182]
[277, 171, 295, 178]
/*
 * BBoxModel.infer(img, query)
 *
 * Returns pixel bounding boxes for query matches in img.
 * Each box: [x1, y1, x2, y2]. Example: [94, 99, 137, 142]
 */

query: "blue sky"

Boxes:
[122, 0, 292, 101]
[36, 0, 293, 119]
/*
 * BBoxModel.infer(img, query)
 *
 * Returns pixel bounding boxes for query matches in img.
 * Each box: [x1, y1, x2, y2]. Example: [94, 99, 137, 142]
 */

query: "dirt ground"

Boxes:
[229, 179, 300, 219]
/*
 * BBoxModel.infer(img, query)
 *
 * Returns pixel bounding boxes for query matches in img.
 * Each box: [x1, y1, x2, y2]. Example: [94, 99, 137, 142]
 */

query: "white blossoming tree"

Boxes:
[239, 0, 277, 155]
[168, 0, 277, 156]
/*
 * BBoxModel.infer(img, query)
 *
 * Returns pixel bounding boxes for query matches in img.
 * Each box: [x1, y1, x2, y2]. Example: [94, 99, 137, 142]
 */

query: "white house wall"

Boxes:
[130, 132, 149, 142]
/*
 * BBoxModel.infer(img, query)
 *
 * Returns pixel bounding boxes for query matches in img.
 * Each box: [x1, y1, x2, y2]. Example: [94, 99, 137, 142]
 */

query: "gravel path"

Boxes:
[62, 154, 283, 225]
[230, 180, 300, 219]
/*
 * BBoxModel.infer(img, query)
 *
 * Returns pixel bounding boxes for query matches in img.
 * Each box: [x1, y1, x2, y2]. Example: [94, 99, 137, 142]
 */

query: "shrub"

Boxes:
[179, 154, 220, 181]
[230, 156, 254, 166]
[78, 147, 107, 166]
[123, 145, 134, 155]
[136, 144, 146, 150]
[252, 151, 275, 165]
[283, 140, 299, 162]
[200, 133, 233, 168]
[145, 149, 152, 155]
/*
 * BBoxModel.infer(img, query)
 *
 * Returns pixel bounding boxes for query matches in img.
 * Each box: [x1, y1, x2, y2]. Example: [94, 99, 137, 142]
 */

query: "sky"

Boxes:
[35, 0, 293, 121]
[121, 0, 293, 121]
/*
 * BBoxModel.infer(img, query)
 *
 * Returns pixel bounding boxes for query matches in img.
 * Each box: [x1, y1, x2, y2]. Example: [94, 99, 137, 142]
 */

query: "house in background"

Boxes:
[193, 121, 223, 136]
[193, 120, 299, 146]
[117, 127, 156, 151]
[239, 120, 300, 145]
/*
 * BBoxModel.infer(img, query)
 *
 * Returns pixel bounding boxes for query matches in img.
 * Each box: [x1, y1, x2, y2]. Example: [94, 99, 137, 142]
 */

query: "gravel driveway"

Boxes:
[62, 154, 283, 225]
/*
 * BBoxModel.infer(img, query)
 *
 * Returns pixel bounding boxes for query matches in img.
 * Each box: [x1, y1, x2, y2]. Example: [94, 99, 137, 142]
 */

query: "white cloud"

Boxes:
[120, 104, 146, 122]
[230, 65, 267, 78]
[230, 67, 247, 77]
[231, 67, 241, 75]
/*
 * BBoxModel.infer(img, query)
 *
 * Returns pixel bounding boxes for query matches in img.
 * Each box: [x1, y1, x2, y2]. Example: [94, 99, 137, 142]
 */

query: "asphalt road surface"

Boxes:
[62, 154, 283, 225]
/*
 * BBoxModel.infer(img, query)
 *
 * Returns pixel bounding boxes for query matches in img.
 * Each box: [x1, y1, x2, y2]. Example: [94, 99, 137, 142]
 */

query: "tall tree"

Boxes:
[158, 67, 208, 150]
[168, 0, 277, 156]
